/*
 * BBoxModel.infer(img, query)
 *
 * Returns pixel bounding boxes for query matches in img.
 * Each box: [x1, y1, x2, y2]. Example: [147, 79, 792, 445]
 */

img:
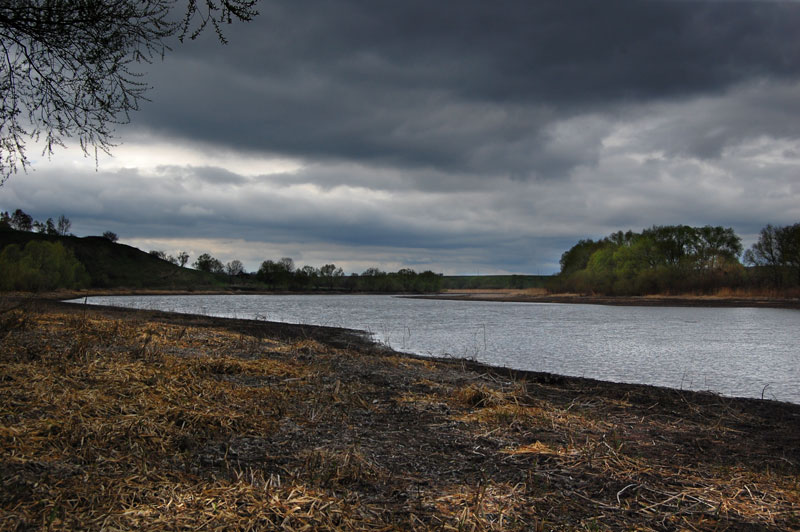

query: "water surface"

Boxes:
[69, 294, 800, 403]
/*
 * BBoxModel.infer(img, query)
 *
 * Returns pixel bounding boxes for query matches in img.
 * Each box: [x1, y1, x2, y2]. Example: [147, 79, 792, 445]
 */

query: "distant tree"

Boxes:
[44, 218, 57, 235]
[149, 250, 168, 261]
[0, 211, 10, 228]
[225, 259, 245, 276]
[56, 214, 71, 236]
[319, 263, 344, 288]
[607, 230, 636, 247]
[319, 263, 337, 277]
[776, 223, 800, 285]
[32, 220, 45, 233]
[257, 258, 294, 288]
[278, 257, 295, 273]
[418, 270, 443, 293]
[745, 224, 780, 267]
[177, 251, 190, 268]
[295, 265, 318, 289]
[396, 268, 417, 291]
[559, 239, 604, 277]
[554, 224, 744, 295]
[744, 224, 782, 286]
[743, 223, 800, 287]
[0, 0, 260, 184]
[102, 231, 119, 242]
[193, 253, 224, 273]
[692, 226, 742, 271]
[10, 209, 33, 231]
[300, 265, 319, 278]
[643, 225, 696, 267]
[359, 267, 387, 291]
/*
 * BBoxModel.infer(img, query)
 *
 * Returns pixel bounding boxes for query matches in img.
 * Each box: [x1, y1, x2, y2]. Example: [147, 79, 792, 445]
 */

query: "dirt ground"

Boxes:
[1, 297, 798, 530]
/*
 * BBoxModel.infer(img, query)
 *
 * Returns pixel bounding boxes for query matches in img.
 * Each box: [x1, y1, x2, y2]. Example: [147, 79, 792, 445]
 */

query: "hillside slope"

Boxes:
[0, 229, 224, 289]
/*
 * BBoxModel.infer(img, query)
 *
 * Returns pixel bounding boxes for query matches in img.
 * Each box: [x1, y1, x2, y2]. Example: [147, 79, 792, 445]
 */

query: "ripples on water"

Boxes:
[68, 294, 800, 404]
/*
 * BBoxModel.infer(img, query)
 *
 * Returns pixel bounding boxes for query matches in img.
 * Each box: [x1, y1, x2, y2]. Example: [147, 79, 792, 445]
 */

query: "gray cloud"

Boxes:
[129, 0, 800, 180]
[5, 1, 800, 274]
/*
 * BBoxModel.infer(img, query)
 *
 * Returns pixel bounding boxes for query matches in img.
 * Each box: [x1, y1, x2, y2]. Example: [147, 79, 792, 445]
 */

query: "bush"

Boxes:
[0, 241, 91, 291]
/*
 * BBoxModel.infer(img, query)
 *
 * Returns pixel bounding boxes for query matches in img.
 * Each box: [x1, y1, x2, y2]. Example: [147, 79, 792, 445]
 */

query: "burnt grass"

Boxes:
[1, 297, 798, 530]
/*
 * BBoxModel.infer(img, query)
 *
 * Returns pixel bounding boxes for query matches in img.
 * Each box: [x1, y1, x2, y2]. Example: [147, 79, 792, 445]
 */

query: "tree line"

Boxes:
[1, 208, 444, 292]
[192, 254, 443, 293]
[1, 209, 71, 236]
[743, 224, 800, 289]
[259, 260, 442, 293]
[552, 223, 800, 295]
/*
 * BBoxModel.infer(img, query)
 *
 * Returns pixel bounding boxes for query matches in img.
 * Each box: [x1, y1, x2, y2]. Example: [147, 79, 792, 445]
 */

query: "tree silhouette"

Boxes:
[56, 214, 71, 236]
[193, 252, 223, 273]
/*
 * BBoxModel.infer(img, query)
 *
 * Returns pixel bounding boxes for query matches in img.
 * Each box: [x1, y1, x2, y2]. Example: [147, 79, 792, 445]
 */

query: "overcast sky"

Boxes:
[3, 0, 800, 275]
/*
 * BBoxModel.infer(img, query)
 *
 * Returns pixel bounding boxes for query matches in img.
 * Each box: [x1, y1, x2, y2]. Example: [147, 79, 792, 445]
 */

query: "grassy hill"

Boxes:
[0, 228, 227, 290]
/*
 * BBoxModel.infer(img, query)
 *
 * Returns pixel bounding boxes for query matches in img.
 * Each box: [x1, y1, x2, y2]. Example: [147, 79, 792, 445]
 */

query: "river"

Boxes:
[68, 294, 800, 404]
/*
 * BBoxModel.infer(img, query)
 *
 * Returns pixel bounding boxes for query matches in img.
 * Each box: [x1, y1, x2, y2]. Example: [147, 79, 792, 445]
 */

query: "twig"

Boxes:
[617, 483, 638, 506]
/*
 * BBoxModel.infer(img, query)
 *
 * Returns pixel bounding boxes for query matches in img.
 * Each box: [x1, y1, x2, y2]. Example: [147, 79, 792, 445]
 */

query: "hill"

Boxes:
[0, 228, 226, 290]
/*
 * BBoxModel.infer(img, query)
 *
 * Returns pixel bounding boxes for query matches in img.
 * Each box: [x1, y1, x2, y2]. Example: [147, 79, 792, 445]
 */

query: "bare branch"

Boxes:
[0, 0, 259, 185]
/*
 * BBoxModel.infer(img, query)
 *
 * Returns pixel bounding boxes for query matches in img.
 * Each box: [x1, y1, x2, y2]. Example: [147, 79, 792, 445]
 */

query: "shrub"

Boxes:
[0, 241, 91, 291]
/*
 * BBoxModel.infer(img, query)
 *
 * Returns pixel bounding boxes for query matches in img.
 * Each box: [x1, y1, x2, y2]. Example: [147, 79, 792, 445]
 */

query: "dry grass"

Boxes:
[1, 302, 799, 530]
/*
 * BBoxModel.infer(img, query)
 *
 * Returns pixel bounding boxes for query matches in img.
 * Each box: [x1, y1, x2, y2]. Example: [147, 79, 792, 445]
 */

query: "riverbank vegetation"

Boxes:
[254, 259, 443, 293]
[551, 223, 800, 297]
[1, 299, 797, 530]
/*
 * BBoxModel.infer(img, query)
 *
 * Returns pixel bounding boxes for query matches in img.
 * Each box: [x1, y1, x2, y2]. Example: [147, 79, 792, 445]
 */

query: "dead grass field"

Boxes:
[1, 299, 798, 530]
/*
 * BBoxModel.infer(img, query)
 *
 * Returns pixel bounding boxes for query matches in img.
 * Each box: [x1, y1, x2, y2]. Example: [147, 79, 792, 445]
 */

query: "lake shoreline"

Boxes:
[2, 296, 799, 529]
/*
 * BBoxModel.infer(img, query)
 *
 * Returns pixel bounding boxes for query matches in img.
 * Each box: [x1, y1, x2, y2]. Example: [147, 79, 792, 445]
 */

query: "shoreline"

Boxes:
[2, 297, 799, 529]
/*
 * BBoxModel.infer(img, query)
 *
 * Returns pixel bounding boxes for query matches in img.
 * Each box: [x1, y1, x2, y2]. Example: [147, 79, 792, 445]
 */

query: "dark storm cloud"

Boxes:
[134, 0, 800, 178]
[7, 1, 800, 275]
[650, 82, 800, 160]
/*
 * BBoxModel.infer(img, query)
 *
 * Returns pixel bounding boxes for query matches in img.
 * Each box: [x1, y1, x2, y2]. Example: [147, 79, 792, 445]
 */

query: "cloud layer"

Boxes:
[3, 1, 800, 274]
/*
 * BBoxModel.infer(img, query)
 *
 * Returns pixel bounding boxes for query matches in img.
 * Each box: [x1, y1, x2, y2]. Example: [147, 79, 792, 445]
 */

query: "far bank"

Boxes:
[413, 288, 800, 310]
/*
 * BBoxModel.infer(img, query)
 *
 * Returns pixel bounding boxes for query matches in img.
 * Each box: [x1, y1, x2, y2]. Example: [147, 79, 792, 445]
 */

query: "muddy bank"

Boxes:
[1, 298, 798, 530]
